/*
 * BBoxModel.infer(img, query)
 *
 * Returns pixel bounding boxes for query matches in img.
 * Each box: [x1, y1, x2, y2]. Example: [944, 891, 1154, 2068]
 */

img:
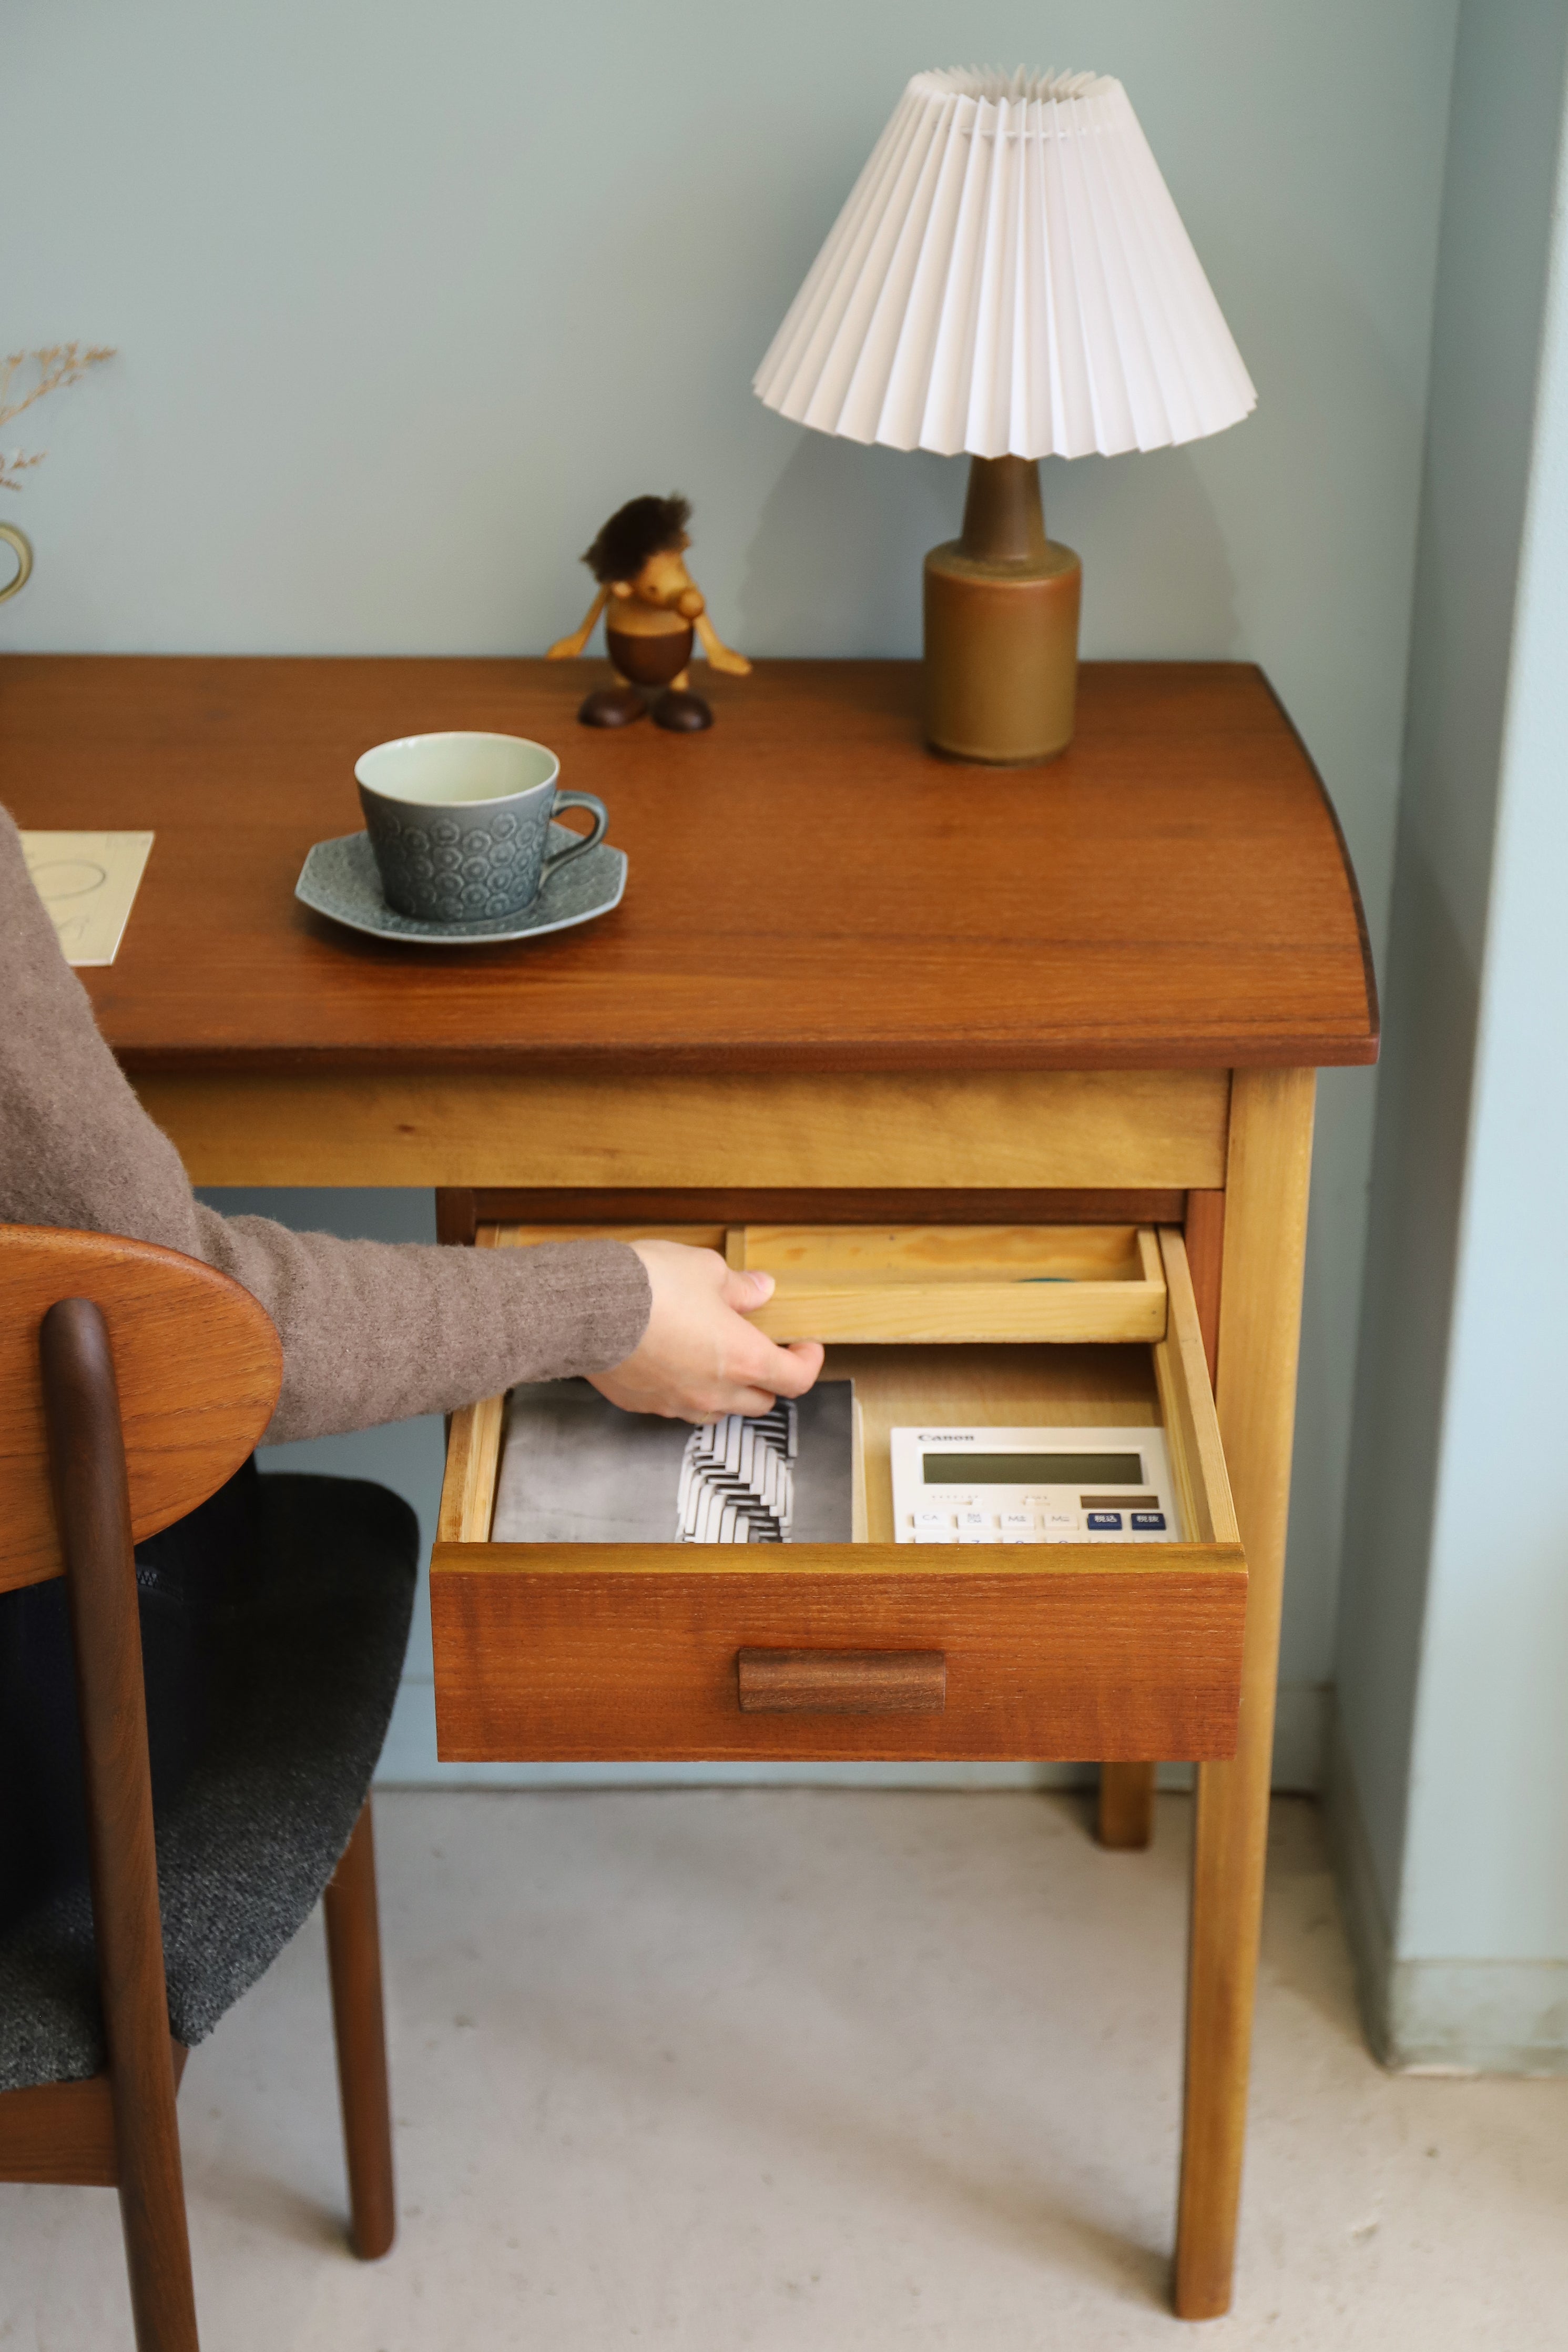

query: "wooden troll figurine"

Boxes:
[547, 493, 751, 732]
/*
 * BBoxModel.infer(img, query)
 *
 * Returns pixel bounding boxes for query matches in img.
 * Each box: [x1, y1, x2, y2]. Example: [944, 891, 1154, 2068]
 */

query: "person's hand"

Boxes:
[588, 1239, 824, 1421]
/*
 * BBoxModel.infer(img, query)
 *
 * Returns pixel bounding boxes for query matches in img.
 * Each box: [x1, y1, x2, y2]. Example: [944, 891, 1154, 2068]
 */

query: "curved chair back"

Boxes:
[0, 1226, 282, 1594]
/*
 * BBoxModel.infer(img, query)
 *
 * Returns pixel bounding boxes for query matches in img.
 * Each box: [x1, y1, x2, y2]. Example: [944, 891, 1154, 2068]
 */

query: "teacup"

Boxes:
[354, 732, 608, 922]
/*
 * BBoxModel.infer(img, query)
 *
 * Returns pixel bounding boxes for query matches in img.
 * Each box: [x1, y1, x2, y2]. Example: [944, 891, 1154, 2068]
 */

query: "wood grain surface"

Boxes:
[486, 1218, 1171, 1345]
[0, 657, 1377, 1073]
[736, 1221, 1166, 1346]
[0, 1226, 282, 1593]
[0, 2047, 188, 2188]
[1176, 1068, 1317, 2318]
[321, 1804, 396, 2262]
[430, 1547, 1246, 1762]
[1152, 1228, 1238, 1550]
[127, 1066, 1230, 1190]
[736, 1649, 948, 1715]
[457, 1188, 1192, 1234]
[42, 1297, 199, 2348]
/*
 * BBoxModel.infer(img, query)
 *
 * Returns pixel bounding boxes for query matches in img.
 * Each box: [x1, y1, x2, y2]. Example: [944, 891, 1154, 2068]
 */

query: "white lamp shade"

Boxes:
[755, 67, 1257, 462]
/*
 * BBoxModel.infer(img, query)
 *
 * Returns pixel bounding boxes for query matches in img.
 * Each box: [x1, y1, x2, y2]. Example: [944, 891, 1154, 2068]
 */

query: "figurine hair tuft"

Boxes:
[583, 493, 693, 584]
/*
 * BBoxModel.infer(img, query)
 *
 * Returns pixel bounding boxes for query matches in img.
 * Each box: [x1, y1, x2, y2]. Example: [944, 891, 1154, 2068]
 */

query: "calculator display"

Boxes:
[922, 1452, 1144, 1486]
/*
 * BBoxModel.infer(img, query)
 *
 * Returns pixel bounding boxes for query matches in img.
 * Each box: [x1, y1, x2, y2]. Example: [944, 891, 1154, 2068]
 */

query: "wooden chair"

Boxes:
[0, 1226, 419, 2351]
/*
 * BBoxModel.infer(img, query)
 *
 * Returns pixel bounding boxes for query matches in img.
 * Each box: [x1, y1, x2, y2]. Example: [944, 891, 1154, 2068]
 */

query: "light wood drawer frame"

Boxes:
[456, 1218, 1169, 1349]
[431, 1225, 1245, 1763]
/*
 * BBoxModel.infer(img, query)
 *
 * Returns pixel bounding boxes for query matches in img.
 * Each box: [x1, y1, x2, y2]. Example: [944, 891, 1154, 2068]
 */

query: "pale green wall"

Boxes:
[4, 3, 1464, 1785]
[1332, 0, 1568, 2068]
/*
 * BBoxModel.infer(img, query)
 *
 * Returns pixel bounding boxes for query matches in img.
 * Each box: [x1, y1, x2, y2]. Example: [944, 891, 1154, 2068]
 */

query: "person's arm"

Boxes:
[194, 1210, 653, 1441]
[0, 807, 816, 1441]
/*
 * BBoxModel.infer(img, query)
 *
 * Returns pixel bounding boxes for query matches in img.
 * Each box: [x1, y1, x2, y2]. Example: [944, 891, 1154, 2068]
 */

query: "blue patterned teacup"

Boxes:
[355, 731, 608, 922]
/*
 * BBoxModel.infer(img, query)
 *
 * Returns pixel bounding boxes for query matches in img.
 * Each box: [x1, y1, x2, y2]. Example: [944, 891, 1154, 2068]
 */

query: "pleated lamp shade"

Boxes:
[754, 66, 1256, 462]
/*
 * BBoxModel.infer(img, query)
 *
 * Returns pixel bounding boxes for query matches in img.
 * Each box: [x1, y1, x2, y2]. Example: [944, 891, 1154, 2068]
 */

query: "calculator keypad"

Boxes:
[903, 1503, 1170, 1543]
[905, 1505, 1091, 1543]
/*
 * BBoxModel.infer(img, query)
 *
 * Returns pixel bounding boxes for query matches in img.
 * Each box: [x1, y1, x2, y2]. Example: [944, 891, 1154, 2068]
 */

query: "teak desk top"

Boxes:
[0, 656, 1376, 1076]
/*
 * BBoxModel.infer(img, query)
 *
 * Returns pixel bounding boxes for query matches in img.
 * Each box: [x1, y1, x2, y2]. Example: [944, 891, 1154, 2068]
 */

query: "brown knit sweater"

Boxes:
[0, 808, 651, 1443]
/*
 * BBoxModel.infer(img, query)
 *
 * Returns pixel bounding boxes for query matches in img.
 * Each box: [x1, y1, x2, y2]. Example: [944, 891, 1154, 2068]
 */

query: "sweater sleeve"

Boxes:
[0, 807, 651, 1443]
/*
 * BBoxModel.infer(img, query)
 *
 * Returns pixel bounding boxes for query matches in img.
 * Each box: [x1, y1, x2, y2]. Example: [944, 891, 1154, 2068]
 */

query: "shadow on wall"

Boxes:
[1333, 833, 1482, 1914]
[738, 429, 1239, 660]
[1053, 444, 1239, 658]
[737, 434, 952, 657]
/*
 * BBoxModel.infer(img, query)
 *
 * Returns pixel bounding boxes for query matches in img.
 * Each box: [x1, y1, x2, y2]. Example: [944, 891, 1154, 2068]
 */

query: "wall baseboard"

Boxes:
[1324, 1709, 1568, 2073]
[377, 1678, 1329, 1795]
[1380, 1963, 1568, 2075]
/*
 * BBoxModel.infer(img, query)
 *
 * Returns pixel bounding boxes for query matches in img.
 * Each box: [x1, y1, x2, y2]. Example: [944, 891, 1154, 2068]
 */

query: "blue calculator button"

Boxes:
[1086, 1510, 1123, 1532]
[1131, 1510, 1167, 1533]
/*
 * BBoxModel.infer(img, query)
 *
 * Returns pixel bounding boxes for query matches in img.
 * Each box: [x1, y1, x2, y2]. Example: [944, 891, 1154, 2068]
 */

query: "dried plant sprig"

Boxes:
[0, 343, 115, 492]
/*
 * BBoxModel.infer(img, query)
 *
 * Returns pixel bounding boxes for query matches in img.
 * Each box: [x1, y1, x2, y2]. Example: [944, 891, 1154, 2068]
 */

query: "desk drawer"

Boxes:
[431, 1224, 1245, 1762]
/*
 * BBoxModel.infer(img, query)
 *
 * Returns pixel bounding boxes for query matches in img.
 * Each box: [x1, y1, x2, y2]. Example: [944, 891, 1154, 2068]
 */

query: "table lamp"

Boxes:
[754, 67, 1256, 764]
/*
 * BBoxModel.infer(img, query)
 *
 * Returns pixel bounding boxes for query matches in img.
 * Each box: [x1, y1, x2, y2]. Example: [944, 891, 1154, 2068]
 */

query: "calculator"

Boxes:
[889, 1425, 1180, 1544]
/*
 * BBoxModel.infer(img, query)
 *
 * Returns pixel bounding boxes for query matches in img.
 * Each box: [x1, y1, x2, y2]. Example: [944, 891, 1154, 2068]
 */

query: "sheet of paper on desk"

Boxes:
[21, 832, 155, 966]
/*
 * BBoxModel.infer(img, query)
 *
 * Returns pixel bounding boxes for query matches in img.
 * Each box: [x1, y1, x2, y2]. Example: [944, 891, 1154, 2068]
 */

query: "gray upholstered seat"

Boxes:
[0, 1473, 416, 2093]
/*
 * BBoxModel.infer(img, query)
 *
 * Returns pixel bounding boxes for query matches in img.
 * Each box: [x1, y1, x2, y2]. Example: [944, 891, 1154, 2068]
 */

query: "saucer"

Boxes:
[296, 823, 627, 946]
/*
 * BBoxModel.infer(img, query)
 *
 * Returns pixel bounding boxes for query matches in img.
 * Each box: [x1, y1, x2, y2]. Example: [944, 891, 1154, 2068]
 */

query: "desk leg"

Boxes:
[1174, 1071, 1315, 2318]
[1097, 1762, 1157, 1848]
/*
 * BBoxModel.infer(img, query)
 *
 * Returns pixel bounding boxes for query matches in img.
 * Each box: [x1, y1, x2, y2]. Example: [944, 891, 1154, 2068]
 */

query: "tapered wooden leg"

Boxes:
[1097, 1762, 1157, 1847]
[323, 1802, 395, 2260]
[116, 2072, 199, 2352]
[42, 1300, 200, 2352]
[1174, 1072, 1315, 2318]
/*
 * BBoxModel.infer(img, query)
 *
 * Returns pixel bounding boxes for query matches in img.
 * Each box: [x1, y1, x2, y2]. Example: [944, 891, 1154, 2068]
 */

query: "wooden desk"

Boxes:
[1, 654, 1376, 2318]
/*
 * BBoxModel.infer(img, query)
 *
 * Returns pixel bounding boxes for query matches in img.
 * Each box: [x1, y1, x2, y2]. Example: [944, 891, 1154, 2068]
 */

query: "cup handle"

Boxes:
[542, 788, 609, 881]
[0, 524, 34, 605]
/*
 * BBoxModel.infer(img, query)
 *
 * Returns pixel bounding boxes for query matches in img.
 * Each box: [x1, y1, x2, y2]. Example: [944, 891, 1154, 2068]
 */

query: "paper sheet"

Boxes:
[491, 1378, 857, 1545]
[21, 831, 155, 966]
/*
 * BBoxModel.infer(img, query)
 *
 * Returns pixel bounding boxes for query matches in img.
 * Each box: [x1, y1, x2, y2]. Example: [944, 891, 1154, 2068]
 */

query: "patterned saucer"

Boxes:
[296, 824, 627, 946]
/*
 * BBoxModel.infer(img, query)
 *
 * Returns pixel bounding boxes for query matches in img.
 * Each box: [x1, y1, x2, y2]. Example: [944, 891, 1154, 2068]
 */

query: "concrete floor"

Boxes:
[6, 1791, 1567, 2349]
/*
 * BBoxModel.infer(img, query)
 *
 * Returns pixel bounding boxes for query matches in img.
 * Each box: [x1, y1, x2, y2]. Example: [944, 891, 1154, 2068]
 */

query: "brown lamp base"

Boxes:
[923, 455, 1082, 765]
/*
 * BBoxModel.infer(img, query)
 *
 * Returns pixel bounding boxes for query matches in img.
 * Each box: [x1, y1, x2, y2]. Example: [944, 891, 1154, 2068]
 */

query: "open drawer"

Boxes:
[431, 1223, 1245, 1764]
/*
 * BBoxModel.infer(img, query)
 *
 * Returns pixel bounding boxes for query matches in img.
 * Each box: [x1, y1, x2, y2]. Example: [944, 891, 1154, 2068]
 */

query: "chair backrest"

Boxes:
[0, 1226, 282, 1594]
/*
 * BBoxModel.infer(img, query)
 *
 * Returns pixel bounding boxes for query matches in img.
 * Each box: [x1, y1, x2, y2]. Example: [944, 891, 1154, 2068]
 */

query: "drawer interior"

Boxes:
[441, 1221, 1229, 1553]
[732, 1221, 1165, 1343]
[431, 1220, 1244, 1763]
[819, 1340, 1159, 1542]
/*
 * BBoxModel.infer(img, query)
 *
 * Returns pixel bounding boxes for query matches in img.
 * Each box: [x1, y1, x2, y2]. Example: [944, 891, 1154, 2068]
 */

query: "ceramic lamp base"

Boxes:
[922, 456, 1082, 765]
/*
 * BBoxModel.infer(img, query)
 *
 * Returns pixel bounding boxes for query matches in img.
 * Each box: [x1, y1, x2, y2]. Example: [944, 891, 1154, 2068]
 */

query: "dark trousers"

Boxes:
[0, 1459, 263, 1931]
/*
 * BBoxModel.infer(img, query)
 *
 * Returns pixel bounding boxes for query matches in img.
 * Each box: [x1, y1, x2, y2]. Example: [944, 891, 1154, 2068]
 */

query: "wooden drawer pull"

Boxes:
[736, 1649, 947, 1715]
